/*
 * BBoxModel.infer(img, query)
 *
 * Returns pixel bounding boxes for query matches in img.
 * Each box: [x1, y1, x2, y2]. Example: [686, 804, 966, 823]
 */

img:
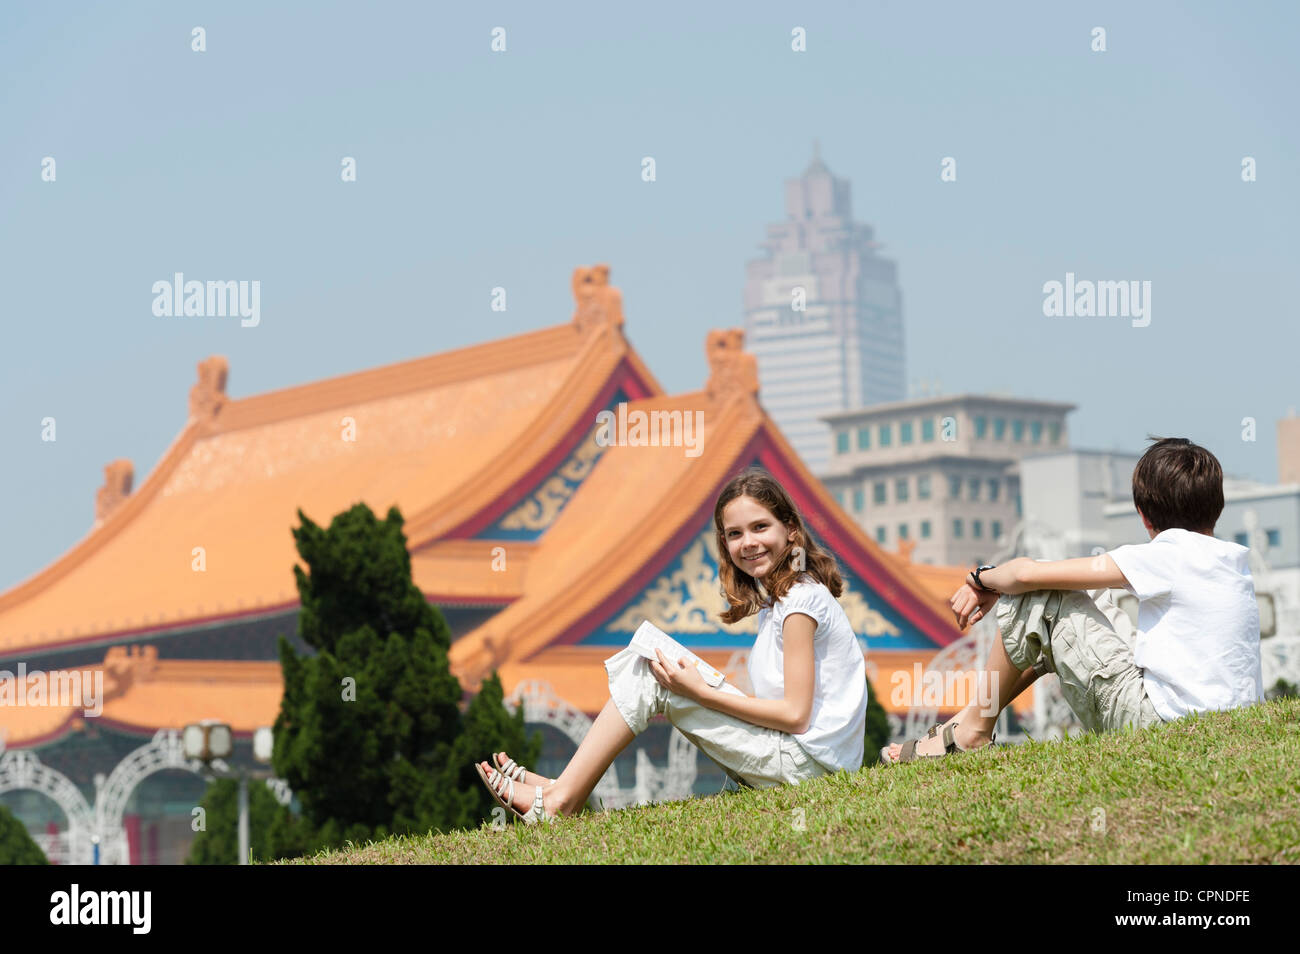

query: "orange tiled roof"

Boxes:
[448, 330, 973, 686]
[0, 645, 283, 748]
[0, 266, 660, 656]
[1, 264, 996, 742]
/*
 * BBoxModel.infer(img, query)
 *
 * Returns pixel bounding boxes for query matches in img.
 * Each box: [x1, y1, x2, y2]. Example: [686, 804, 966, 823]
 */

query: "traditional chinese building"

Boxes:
[0, 265, 1024, 863]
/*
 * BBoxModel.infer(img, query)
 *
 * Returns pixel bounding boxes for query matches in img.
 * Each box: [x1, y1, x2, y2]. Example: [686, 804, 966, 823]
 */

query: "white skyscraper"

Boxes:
[743, 146, 905, 474]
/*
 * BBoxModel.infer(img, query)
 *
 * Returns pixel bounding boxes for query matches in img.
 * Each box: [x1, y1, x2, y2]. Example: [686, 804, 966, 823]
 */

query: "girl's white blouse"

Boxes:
[749, 573, 867, 772]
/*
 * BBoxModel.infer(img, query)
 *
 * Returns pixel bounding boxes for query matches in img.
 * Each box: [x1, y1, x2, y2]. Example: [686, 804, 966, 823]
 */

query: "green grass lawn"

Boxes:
[277, 696, 1300, 864]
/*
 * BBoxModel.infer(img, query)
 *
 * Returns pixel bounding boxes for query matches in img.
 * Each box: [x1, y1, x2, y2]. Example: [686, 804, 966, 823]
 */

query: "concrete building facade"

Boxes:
[743, 147, 905, 473]
[819, 393, 1075, 567]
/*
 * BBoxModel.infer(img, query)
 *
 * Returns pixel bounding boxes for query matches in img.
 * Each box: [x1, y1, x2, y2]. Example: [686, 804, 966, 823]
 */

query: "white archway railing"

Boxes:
[0, 735, 96, 865]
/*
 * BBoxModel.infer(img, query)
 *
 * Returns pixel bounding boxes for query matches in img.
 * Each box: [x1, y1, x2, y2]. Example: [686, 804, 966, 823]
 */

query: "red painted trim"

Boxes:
[550, 492, 721, 648]
[0, 714, 81, 750]
[422, 596, 515, 608]
[545, 437, 769, 648]
[443, 361, 654, 540]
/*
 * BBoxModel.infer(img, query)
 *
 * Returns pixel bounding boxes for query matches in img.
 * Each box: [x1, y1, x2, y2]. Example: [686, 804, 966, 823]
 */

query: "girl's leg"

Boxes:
[548, 698, 636, 811]
[480, 697, 634, 818]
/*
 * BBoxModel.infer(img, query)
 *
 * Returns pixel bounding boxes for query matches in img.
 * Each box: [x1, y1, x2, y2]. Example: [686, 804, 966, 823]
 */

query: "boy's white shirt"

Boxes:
[1106, 528, 1263, 721]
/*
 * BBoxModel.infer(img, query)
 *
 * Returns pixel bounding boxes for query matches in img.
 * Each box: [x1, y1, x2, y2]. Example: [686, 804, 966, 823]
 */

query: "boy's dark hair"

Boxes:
[713, 466, 843, 624]
[1131, 436, 1224, 534]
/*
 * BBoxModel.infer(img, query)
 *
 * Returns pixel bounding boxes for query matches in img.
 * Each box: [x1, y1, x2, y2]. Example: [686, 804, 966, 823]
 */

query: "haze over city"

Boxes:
[2, 0, 1296, 590]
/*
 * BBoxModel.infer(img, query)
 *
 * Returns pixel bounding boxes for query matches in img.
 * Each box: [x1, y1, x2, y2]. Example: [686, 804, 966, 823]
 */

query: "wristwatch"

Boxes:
[970, 564, 998, 593]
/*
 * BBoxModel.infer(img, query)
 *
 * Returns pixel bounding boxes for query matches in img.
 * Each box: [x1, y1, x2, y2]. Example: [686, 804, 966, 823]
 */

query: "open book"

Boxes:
[630, 621, 745, 696]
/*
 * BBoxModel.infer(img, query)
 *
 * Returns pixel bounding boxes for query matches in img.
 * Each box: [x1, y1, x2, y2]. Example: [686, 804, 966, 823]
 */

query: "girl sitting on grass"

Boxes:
[477, 466, 868, 823]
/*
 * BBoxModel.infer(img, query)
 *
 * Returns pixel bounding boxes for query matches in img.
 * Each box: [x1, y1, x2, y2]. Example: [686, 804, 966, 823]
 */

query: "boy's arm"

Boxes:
[979, 554, 1132, 595]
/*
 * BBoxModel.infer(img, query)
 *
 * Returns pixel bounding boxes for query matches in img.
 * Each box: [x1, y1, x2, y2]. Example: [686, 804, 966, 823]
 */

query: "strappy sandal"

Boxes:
[475, 763, 553, 825]
[492, 753, 553, 786]
[878, 723, 942, 765]
[885, 722, 995, 765]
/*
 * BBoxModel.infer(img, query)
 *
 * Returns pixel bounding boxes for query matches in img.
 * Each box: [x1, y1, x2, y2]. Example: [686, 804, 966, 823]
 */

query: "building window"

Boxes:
[973, 519, 983, 539]
[949, 476, 962, 499]
[968, 478, 981, 501]
[1234, 531, 1248, 547]
[1031, 420, 1043, 443]
[836, 431, 849, 454]
[975, 415, 987, 439]
[992, 520, 1002, 540]
[918, 475, 931, 500]
[994, 417, 1006, 440]
[988, 478, 999, 501]
[900, 421, 914, 444]
[874, 481, 887, 505]
[898, 523, 909, 539]
[922, 418, 935, 442]
[1012, 419, 1024, 442]
[1049, 421, 1061, 444]
[953, 518, 964, 539]
[895, 477, 909, 502]
[853, 488, 864, 512]
[1267, 528, 1281, 547]
[857, 426, 870, 450]
[835, 489, 845, 508]
[920, 520, 932, 539]
[879, 423, 892, 447]
[876, 526, 887, 544]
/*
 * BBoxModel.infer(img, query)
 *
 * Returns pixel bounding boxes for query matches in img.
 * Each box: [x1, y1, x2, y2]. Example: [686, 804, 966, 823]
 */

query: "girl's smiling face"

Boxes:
[722, 495, 792, 580]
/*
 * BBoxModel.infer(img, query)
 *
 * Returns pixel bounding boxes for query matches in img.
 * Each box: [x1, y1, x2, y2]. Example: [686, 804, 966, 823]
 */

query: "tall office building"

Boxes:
[743, 146, 905, 474]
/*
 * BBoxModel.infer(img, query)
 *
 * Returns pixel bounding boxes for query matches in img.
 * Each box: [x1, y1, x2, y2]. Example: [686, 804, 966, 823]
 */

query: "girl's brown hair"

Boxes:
[714, 466, 843, 624]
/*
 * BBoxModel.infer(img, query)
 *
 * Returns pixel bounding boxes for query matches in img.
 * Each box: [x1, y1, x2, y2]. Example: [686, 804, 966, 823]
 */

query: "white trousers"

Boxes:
[603, 647, 828, 789]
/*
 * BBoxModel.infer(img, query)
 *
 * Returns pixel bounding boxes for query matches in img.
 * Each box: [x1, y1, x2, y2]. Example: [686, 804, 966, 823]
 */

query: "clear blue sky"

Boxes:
[2, 1, 1296, 591]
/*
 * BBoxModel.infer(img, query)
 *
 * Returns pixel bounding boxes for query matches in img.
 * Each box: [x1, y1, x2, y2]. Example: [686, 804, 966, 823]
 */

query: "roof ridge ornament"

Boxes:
[94, 459, 134, 524]
[571, 264, 625, 334]
[704, 328, 759, 404]
[189, 355, 229, 425]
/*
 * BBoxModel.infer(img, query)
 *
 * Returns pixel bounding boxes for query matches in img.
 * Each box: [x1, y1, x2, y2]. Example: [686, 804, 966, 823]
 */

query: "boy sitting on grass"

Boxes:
[883, 436, 1263, 763]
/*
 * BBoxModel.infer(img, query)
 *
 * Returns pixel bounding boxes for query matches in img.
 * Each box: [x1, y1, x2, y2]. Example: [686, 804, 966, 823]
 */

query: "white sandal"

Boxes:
[475, 763, 553, 825]
[493, 753, 553, 785]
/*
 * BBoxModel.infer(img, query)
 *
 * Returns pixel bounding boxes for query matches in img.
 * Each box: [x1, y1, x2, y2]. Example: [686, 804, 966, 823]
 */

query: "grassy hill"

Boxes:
[277, 696, 1300, 864]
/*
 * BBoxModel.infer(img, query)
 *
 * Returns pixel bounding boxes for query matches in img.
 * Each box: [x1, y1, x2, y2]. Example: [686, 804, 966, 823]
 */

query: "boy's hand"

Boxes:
[950, 581, 1000, 631]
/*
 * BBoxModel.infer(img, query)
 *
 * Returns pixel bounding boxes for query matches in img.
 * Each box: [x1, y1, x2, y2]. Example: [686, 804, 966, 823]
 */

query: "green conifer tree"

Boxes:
[272, 503, 539, 854]
[185, 777, 303, 865]
[863, 676, 891, 766]
[0, 804, 47, 865]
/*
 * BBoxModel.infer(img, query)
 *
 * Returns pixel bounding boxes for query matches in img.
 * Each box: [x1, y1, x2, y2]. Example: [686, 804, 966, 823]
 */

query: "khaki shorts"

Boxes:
[603, 647, 828, 789]
[996, 588, 1164, 734]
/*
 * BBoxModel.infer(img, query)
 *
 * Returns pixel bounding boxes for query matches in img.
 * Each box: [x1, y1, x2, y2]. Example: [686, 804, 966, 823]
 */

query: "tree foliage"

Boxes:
[863, 676, 891, 766]
[270, 503, 539, 858]
[0, 803, 47, 865]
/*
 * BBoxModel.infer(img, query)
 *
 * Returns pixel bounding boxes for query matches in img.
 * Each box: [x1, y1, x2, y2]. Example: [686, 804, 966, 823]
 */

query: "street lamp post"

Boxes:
[183, 721, 276, 865]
